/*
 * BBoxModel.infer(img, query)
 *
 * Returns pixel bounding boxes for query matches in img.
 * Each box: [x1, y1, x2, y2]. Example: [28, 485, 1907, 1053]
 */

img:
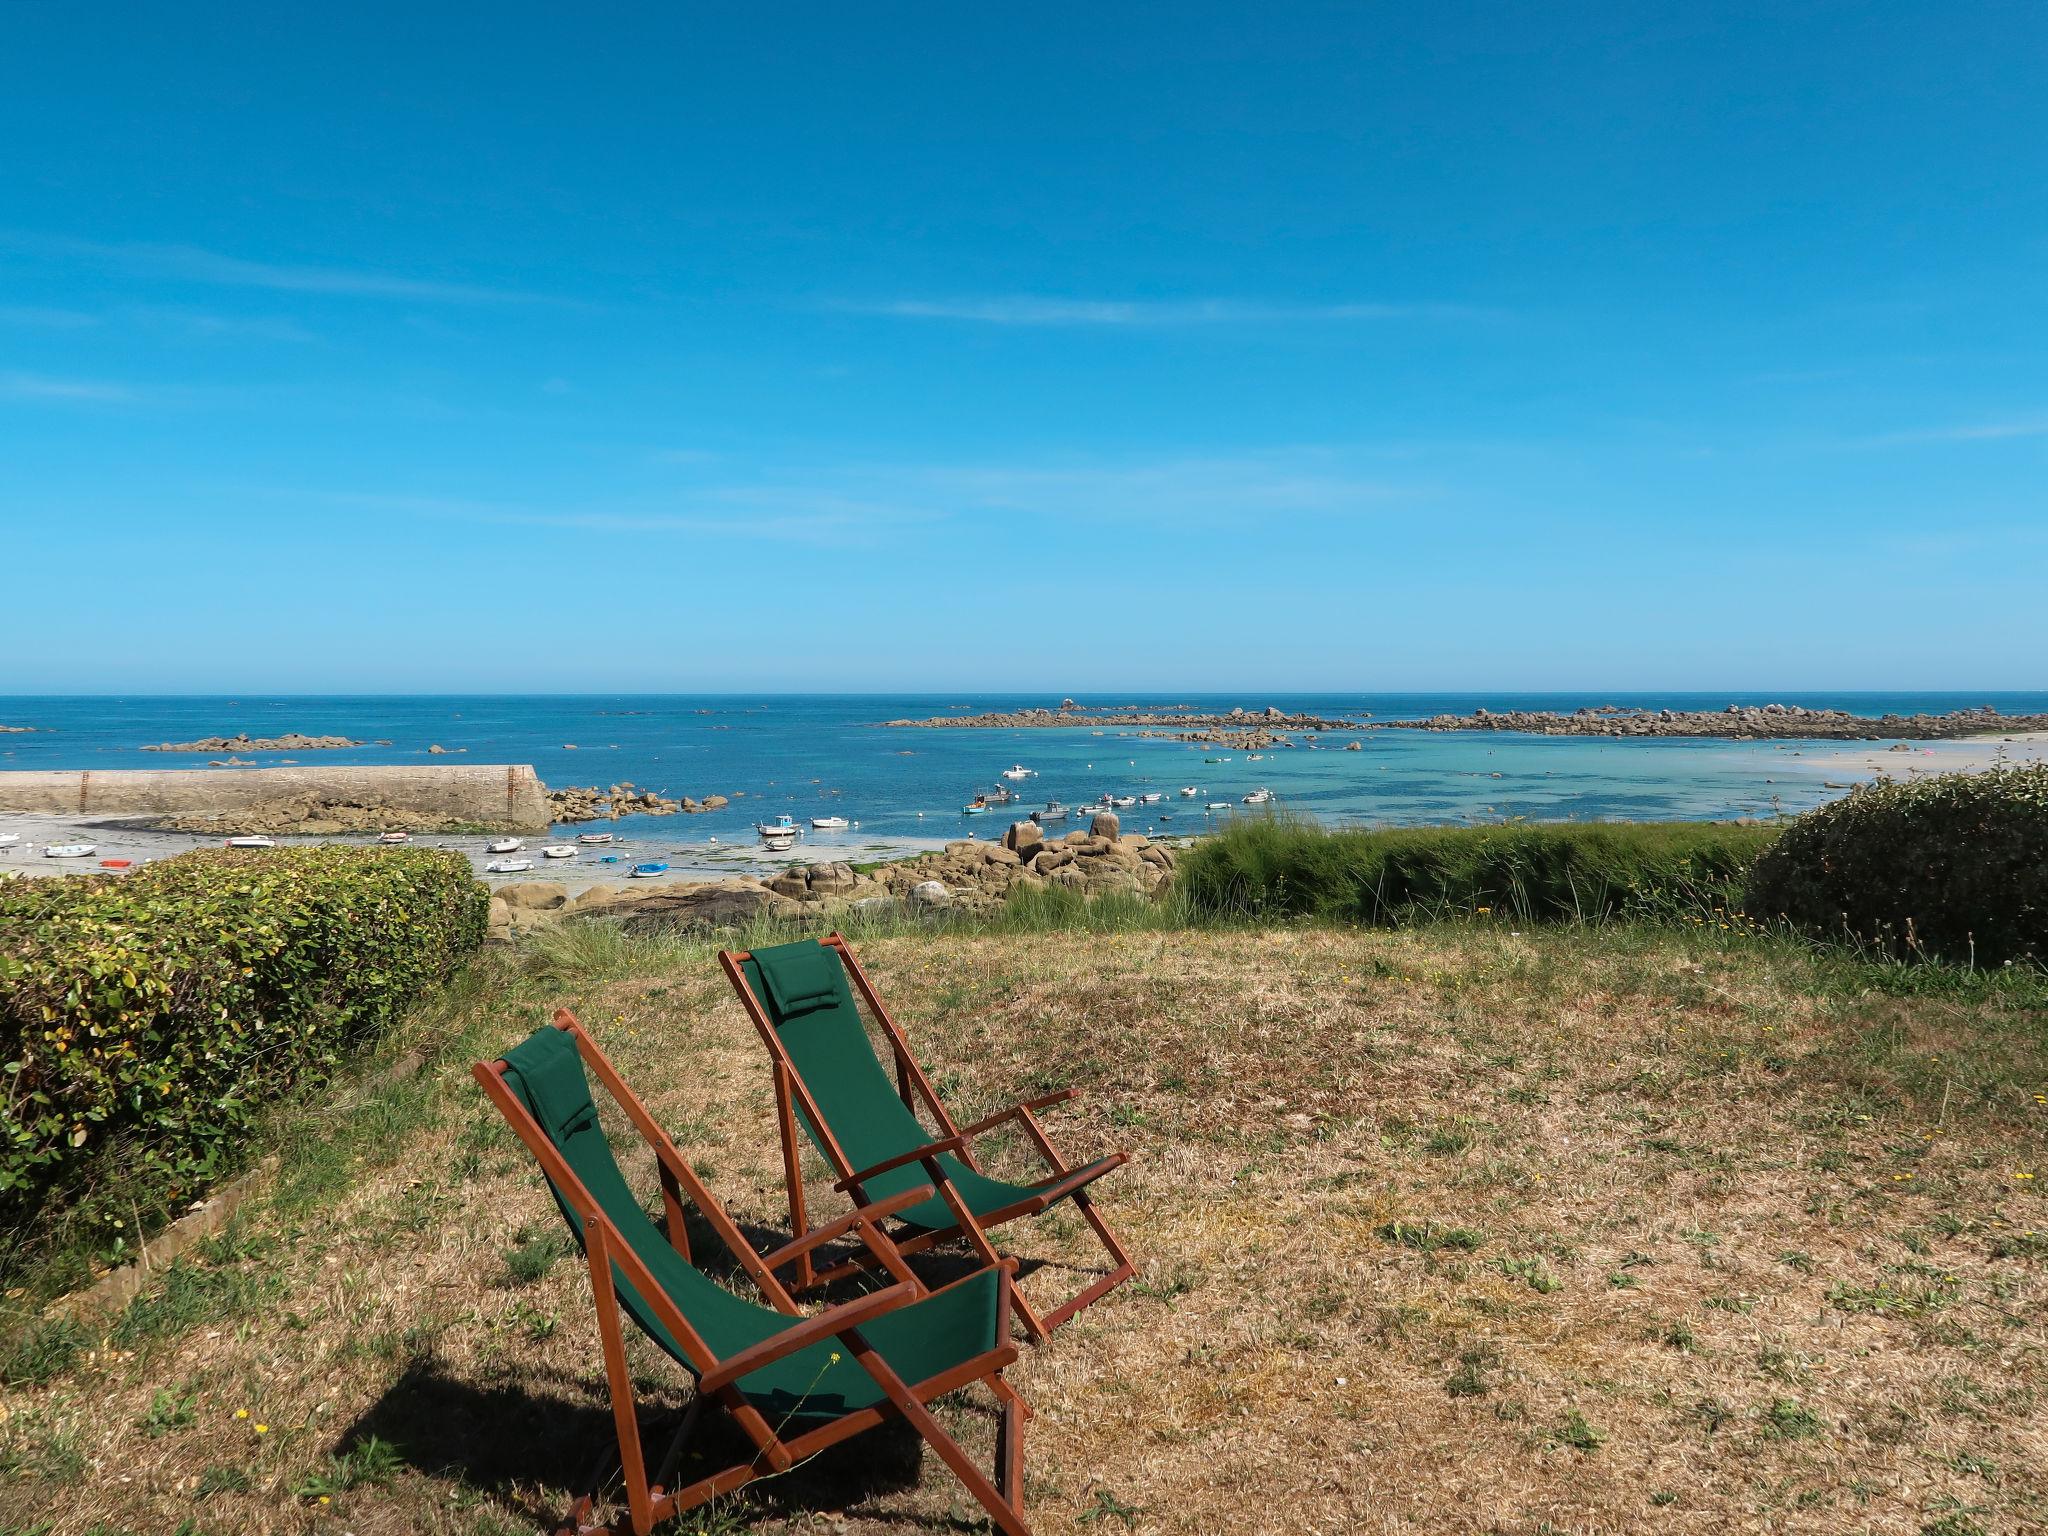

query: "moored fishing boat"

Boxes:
[377, 830, 411, 844]
[226, 834, 276, 849]
[1034, 801, 1070, 822]
[628, 861, 669, 878]
[485, 837, 524, 854]
[542, 844, 578, 859]
[45, 843, 96, 858]
[485, 856, 534, 873]
[810, 815, 850, 829]
[756, 814, 800, 839]
[1000, 764, 1037, 780]
[577, 831, 614, 845]
[0, 833, 20, 848]
[1139, 791, 1162, 803]
[1242, 788, 1273, 805]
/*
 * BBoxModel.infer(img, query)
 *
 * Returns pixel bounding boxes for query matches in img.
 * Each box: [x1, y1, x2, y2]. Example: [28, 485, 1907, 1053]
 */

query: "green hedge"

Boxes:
[1747, 765, 2048, 967]
[0, 846, 486, 1247]
[1175, 814, 1779, 925]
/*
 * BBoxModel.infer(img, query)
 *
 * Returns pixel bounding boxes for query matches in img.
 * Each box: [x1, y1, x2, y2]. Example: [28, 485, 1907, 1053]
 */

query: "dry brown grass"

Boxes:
[3, 923, 2044, 1536]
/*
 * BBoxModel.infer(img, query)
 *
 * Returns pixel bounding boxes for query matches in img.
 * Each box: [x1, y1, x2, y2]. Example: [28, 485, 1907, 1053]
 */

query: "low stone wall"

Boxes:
[0, 764, 551, 832]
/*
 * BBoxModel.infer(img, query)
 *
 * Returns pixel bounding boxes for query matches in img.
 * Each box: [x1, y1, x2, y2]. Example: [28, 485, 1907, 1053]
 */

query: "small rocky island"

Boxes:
[887, 699, 2048, 743]
[545, 783, 731, 822]
[142, 732, 364, 753]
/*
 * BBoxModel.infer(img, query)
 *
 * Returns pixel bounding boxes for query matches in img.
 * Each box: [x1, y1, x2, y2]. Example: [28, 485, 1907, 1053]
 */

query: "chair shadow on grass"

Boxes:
[338, 1343, 1004, 1531]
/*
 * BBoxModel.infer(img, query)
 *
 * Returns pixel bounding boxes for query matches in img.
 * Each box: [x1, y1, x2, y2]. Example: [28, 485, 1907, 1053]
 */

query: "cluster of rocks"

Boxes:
[545, 783, 731, 822]
[483, 812, 1180, 940]
[142, 732, 364, 753]
[1379, 704, 2048, 741]
[885, 703, 1364, 732]
[156, 795, 474, 835]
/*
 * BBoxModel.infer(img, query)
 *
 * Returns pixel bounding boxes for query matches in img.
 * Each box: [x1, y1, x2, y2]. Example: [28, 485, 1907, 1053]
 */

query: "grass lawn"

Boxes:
[3, 920, 2044, 1535]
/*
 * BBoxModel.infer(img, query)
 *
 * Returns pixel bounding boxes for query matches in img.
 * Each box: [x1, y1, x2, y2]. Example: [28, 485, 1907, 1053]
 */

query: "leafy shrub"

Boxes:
[0, 846, 486, 1249]
[1746, 765, 2048, 966]
[1176, 813, 1777, 925]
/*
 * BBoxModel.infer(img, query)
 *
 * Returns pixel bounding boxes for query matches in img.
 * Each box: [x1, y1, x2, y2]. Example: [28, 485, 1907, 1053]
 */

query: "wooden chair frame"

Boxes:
[473, 1008, 1033, 1536]
[719, 934, 1136, 1342]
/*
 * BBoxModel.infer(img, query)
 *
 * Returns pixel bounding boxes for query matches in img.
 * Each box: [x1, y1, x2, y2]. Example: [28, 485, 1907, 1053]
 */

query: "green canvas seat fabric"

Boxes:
[744, 942, 1105, 1232]
[499, 1026, 1001, 1419]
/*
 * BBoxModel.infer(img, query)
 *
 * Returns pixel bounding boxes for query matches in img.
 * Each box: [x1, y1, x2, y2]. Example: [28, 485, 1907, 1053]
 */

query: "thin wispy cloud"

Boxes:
[1858, 414, 2048, 447]
[314, 489, 935, 547]
[0, 304, 100, 329]
[2, 231, 542, 304]
[830, 295, 1494, 326]
[310, 447, 1415, 552]
[0, 370, 135, 403]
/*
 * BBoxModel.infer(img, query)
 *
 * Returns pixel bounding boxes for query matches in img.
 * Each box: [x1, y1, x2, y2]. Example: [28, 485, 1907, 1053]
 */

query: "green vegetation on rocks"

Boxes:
[0, 846, 486, 1262]
[1176, 814, 1777, 925]
[1747, 763, 2048, 966]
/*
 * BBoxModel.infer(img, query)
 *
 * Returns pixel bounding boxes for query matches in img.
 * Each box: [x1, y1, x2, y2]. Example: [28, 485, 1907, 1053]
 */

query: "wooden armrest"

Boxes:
[833, 1135, 967, 1193]
[957, 1087, 1082, 1141]
[758, 1185, 935, 1270]
[698, 1281, 916, 1394]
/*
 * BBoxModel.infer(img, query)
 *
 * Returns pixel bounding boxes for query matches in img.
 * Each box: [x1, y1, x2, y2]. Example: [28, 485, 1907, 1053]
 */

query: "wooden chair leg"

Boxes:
[851, 1344, 1033, 1536]
[773, 1061, 815, 1292]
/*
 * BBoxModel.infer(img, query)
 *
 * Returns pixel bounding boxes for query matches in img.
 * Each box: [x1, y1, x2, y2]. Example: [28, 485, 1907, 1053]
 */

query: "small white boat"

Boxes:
[1138, 792, 1162, 803]
[1000, 764, 1037, 780]
[542, 844, 578, 859]
[577, 831, 614, 845]
[45, 842, 96, 858]
[628, 861, 670, 878]
[485, 857, 534, 874]
[1111, 795, 1137, 808]
[1179, 786, 1198, 797]
[0, 833, 20, 848]
[1248, 754, 1265, 761]
[810, 816, 850, 829]
[485, 837, 524, 854]
[1242, 788, 1273, 805]
[1205, 801, 1231, 811]
[226, 835, 276, 849]
[760, 830, 798, 851]
[377, 831, 411, 844]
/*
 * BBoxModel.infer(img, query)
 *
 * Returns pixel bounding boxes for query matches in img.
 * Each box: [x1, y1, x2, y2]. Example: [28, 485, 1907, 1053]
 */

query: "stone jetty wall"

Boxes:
[0, 764, 551, 832]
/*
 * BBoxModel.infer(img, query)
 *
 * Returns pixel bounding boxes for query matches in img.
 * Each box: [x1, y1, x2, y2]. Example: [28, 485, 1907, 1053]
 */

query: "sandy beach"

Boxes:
[1752, 729, 2048, 782]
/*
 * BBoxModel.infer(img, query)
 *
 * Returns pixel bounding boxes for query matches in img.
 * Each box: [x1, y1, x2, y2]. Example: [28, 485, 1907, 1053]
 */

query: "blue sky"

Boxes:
[3, 2, 2044, 692]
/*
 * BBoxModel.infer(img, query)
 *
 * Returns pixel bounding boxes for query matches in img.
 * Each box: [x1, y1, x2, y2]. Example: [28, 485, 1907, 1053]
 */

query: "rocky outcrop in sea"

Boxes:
[544, 783, 731, 822]
[142, 732, 364, 753]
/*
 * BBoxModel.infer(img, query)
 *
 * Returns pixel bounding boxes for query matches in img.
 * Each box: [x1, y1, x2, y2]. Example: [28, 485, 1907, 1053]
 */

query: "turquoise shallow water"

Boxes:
[3, 692, 2043, 846]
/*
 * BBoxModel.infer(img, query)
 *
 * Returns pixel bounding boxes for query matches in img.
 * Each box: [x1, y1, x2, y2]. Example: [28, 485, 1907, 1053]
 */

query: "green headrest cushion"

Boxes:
[751, 939, 846, 1019]
[501, 1026, 601, 1143]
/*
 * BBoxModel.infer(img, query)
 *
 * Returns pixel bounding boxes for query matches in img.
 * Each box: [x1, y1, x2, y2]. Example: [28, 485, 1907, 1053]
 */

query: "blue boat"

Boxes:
[628, 861, 670, 878]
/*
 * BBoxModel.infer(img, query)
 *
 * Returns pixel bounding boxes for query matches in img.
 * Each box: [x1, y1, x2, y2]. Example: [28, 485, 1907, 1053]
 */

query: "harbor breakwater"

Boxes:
[0, 764, 551, 833]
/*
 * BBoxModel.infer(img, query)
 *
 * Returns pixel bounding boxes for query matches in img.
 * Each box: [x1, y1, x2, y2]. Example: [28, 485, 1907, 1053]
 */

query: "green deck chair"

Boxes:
[719, 934, 1135, 1341]
[474, 1010, 1033, 1536]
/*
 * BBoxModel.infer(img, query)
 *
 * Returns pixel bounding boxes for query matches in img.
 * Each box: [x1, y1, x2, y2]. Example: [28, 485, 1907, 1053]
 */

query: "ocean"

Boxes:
[4, 693, 2044, 856]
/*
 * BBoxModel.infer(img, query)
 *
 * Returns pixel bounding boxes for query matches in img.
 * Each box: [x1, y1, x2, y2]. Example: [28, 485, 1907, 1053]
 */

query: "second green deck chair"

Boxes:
[719, 934, 1135, 1341]
[475, 1009, 1034, 1536]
